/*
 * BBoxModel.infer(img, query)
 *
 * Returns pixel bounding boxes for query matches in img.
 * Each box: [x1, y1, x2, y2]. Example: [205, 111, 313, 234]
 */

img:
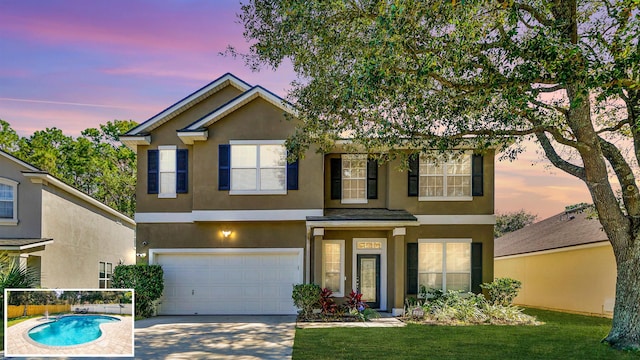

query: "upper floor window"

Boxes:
[218, 141, 299, 193]
[419, 152, 472, 201]
[0, 178, 18, 225]
[147, 147, 188, 197]
[159, 146, 177, 197]
[330, 155, 378, 203]
[341, 154, 367, 204]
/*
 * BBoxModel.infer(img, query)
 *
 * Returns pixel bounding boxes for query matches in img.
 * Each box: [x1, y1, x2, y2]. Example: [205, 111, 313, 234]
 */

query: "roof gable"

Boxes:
[125, 73, 251, 136]
[177, 85, 296, 144]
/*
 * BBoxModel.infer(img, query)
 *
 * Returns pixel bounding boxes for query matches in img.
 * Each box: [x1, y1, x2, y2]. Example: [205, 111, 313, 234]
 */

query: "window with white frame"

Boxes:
[0, 178, 18, 224]
[322, 240, 345, 296]
[342, 154, 367, 203]
[419, 152, 471, 200]
[159, 146, 177, 198]
[418, 239, 471, 294]
[99, 261, 112, 288]
[230, 141, 286, 194]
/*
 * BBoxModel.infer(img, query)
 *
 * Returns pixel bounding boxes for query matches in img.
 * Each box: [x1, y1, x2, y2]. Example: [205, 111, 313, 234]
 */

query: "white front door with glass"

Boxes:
[352, 238, 386, 310]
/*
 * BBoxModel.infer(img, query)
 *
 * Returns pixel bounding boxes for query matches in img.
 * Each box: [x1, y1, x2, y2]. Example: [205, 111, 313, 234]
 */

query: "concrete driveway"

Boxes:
[133, 315, 296, 360]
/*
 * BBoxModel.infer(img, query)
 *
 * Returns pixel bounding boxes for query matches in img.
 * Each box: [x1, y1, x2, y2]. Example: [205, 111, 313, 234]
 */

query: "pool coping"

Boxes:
[5, 314, 134, 357]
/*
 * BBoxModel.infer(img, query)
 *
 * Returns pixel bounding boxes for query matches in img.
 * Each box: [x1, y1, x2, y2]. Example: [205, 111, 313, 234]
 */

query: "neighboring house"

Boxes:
[494, 208, 616, 317]
[0, 150, 136, 288]
[121, 73, 496, 316]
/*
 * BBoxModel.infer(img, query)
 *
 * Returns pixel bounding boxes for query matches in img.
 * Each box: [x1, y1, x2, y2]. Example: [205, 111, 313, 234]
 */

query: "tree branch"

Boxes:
[514, 3, 554, 26]
[598, 136, 640, 217]
[596, 119, 629, 134]
[535, 132, 586, 180]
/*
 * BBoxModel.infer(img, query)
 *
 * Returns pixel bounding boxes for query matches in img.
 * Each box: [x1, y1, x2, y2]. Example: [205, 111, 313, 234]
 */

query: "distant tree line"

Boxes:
[0, 119, 137, 217]
[494, 210, 537, 238]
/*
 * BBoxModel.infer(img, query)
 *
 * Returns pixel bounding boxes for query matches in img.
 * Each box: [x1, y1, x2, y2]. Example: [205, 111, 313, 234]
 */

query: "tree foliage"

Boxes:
[112, 265, 164, 318]
[238, 0, 640, 350]
[0, 119, 137, 217]
[495, 209, 537, 238]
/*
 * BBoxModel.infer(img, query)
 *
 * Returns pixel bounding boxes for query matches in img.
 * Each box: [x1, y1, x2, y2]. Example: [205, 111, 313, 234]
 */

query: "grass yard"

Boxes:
[293, 308, 640, 359]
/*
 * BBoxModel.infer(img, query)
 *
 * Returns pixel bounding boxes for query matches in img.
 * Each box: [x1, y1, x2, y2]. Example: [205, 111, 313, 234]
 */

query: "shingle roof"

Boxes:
[494, 209, 608, 257]
[307, 208, 417, 222]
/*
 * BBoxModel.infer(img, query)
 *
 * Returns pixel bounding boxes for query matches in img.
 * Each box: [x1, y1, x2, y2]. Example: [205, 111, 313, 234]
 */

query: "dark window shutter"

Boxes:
[330, 158, 342, 200]
[406, 243, 418, 295]
[218, 144, 231, 191]
[147, 150, 159, 194]
[367, 159, 378, 199]
[407, 154, 419, 197]
[176, 149, 188, 194]
[472, 154, 484, 196]
[471, 242, 483, 294]
[287, 160, 299, 190]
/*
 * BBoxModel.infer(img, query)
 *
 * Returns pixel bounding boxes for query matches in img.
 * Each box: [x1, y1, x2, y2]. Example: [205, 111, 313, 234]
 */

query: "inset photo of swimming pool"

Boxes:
[4, 288, 134, 357]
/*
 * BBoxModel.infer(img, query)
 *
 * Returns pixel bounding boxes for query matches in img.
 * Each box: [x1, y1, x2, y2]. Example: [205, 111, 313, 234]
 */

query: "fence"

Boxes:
[74, 303, 133, 315]
[6, 304, 71, 319]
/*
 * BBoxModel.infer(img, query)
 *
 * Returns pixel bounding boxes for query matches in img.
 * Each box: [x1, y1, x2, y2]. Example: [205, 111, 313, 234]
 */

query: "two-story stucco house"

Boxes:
[121, 73, 495, 316]
[0, 150, 136, 288]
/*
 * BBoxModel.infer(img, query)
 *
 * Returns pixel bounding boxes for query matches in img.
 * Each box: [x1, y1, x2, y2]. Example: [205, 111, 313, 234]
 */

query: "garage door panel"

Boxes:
[156, 250, 301, 315]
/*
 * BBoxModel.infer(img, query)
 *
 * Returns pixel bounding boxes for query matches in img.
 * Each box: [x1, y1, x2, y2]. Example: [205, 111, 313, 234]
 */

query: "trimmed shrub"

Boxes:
[112, 265, 164, 318]
[292, 283, 321, 318]
[481, 278, 522, 306]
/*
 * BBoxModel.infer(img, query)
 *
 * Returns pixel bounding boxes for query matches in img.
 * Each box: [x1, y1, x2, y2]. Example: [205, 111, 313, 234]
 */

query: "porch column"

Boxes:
[393, 227, 406, 315]
[311, 228, 324, 285]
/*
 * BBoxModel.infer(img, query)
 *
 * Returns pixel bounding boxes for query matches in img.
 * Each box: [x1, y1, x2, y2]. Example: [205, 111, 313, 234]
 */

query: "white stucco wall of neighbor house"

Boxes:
[35, 185, 136, 288]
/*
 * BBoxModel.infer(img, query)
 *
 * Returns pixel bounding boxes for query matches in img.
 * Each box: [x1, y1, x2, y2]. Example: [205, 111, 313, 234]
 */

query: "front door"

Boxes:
[356, 254, 380, 309]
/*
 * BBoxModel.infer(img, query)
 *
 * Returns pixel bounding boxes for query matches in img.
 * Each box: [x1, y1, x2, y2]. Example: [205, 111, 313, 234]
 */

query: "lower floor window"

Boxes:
[322, 240, 344, 296]
[418, 240, 470, 294]
[99, 261, 112, 288]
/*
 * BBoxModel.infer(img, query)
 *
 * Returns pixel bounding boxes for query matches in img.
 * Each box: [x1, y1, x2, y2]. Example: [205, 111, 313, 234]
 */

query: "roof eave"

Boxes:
[177, 130, 209, 145]
[120, 135, 151, 151]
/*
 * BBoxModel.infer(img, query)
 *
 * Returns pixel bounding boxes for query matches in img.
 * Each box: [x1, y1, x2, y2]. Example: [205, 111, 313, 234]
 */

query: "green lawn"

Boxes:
[293, 308, 640, 359]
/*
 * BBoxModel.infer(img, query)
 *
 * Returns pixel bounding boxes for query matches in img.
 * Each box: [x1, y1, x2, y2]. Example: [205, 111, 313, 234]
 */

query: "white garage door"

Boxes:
[155, 249, 302, 315]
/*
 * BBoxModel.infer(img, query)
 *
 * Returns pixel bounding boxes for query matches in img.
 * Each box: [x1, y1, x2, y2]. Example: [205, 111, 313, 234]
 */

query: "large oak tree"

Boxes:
[237, 0, 640, 349]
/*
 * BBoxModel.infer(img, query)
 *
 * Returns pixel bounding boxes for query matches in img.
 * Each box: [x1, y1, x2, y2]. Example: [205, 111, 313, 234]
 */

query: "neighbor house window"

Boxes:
[419, 152, 471, 200]
[0, 178, 18, 225]
[230, 140, 286, 194]
[99, 261, 112, 288]
[322, 240, 345, 296]
[341, 154, 367, 204]
[418, 239, 471, 294]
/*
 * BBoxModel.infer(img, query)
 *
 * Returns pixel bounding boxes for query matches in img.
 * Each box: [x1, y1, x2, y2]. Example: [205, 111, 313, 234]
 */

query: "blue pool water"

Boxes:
[28, 315, 120, 346]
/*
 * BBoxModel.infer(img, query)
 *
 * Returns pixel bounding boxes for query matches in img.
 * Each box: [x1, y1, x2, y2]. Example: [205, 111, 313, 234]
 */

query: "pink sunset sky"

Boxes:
[0, 0, 592, 219]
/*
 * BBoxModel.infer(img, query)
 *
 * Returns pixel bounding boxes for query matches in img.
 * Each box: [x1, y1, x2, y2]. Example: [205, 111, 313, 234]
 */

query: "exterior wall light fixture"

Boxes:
[222, 230, 232, 238]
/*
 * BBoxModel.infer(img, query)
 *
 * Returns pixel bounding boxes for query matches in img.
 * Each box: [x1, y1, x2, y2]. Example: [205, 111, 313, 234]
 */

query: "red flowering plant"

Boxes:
[345, 290, 380, 321]
[345, 290, 368, 312]
[319, 287, 337, 314]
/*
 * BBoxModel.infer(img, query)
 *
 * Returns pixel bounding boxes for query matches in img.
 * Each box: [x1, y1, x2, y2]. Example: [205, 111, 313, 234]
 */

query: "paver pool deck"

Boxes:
[5, 314, 133, 357]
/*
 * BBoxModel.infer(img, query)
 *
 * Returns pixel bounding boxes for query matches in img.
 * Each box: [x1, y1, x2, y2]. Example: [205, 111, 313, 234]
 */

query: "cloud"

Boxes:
[0, 1, 244, 56]
[0, 97, 133, 109]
